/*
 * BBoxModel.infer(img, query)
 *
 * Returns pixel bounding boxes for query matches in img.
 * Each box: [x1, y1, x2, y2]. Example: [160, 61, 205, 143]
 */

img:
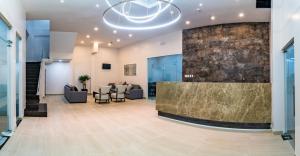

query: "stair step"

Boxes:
[26, 99, 40, 105]
[26, 90, 37, 93]
[26, 73, 39, 75]
[26, 95, 39, 99]
[26, 81, 38, 84]
[26, 83, 38, 86]
[26, 69, 40, 72]
[26, 78, 39, 81]
[26, 67, 40, 70]
[26, 89, 37, 92]
[24, 103, 47, 117]
[26, 73, 40, 75]
[26, 67, 40, 69]
[26, 86, 38, 89]
[26, 62, 41, 64]
[26, 91, 37, 95]
[26, 73, 40, 76]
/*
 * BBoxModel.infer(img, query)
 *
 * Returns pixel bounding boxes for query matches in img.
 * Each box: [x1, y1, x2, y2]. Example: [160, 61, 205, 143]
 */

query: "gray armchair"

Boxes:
[111, 85, 126, 102]
[64, 85, 87, 103]
[95, 86, 111, 103]
[125, 84, 143, 100]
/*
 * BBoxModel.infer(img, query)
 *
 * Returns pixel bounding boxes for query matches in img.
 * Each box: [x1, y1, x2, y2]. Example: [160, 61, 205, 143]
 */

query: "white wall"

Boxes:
[0, 0, 26, 130]
[46, 44, 113, 95]
[71, 46, 92, 92]
[118, 31, 182, 97]
[272, 0, 300, 154]
[46, 45, 119, 94]
[91, 47, 119, 93]
[50, 31, 77, 60]
[46, 62, 72, 94]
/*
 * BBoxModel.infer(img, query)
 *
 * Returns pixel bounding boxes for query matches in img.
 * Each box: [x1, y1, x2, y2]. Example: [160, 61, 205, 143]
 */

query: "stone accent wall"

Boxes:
[183, 23, 270, 83]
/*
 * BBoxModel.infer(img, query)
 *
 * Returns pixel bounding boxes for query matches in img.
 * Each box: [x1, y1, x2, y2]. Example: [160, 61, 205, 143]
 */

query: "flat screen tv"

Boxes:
[102, 63, 111, 70]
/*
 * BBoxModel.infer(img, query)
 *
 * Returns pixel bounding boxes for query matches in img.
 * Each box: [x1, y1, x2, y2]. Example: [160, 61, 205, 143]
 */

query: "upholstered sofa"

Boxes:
[64, 85, 87, 103]
[125, 84, 143, 100]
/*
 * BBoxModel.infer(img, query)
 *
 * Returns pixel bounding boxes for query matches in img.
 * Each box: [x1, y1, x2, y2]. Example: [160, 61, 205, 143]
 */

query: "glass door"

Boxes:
[284, 43, 295, 149]
[0, 17, 10, 135]
[147, 54, 182, 98]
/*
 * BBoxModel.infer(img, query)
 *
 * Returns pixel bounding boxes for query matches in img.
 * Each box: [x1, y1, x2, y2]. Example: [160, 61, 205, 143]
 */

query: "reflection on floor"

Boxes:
[290, 130, 295, 149]
[0, 97, 8, 132]
[0, 95, 295, 156]
[0, 117, 7, 133]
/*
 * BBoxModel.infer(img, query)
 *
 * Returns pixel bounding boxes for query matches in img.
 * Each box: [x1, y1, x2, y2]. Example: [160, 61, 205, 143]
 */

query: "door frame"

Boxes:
[282, 38, 295, 135]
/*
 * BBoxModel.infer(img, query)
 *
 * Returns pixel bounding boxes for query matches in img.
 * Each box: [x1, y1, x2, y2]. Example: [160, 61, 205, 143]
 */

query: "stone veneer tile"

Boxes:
[183, 23, 270, 83]
[156, 82, 271, 123]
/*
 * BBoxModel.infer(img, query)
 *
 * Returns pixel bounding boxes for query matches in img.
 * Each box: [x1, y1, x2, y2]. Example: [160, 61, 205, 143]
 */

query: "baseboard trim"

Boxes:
[158, 111, 271, 130]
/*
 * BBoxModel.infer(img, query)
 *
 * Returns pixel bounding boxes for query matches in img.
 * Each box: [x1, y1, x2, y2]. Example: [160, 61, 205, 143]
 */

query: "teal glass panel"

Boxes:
[284, 44, 295, 149]
[16, 35, 21, 117]
[0, 18, 9, 132]
[147, 54, 182, 97]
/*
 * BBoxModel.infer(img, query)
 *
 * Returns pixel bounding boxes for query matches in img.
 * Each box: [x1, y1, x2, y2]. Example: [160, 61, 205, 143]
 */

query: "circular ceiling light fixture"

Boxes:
[103, 0, 181, 31]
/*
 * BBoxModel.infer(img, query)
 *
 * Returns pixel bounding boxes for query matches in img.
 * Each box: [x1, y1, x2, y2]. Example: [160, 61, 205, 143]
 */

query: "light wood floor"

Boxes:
[0, 95, 295, 156]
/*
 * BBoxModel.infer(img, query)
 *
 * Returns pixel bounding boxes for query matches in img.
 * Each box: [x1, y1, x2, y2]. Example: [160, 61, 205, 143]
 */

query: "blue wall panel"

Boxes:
[148, 54, 182, 83]
[147, 54, 182, 97]
[26, 20, 50, 62]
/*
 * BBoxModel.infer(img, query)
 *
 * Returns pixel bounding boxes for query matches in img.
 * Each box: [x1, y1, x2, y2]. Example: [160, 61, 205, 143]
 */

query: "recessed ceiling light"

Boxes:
[199, 3, 203, 7]
[239, 12, 245, 18]
[128, 34, 133, 38]
[86, 35, 90, 39]
[170, 10, 174, 15]
[210, 16, 216, 20]
[113, 30, 118, 34]
[108, 42, 113, 47]
[60, 0, 64, 3]
[80, 40, 85, 44]
[185, 21, 191, 25]
[96, 4, 100, 8]
[94, 27, 99, 31]
[116, 38, 121, 42]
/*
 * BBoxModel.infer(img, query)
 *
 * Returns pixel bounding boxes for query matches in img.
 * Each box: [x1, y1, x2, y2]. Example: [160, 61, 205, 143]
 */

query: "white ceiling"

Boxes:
[21, 0, 271, 48]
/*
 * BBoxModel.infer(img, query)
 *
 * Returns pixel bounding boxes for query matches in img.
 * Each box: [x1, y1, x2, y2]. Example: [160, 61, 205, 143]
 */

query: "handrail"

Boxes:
[37, 59, 47, 103]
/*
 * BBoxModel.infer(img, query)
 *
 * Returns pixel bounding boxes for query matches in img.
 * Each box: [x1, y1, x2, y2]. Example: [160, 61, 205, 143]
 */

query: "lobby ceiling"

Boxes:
[21, 0, 271, 48]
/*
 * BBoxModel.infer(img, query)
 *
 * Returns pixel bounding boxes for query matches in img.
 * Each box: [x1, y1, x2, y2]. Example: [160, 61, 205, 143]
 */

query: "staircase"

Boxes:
[25, 62, 47, 117]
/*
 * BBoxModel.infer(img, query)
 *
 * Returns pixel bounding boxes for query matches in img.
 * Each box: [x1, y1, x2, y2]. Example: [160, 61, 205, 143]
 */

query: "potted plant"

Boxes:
[78, 75, 91, 91]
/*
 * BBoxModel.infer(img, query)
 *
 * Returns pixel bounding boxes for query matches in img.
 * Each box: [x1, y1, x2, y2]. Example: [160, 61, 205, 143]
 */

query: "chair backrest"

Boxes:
[116, 85, 126, 93]
[100, 86, 111, 94]
[108, 83, 116, 89]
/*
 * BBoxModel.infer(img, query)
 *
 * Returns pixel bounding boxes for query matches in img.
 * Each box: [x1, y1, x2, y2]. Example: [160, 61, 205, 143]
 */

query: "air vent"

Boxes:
[256, 0, 271, 8]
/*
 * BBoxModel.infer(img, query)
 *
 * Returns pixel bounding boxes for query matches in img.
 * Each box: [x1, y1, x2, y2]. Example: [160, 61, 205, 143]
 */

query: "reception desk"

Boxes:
[156, 82, 271, 129]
